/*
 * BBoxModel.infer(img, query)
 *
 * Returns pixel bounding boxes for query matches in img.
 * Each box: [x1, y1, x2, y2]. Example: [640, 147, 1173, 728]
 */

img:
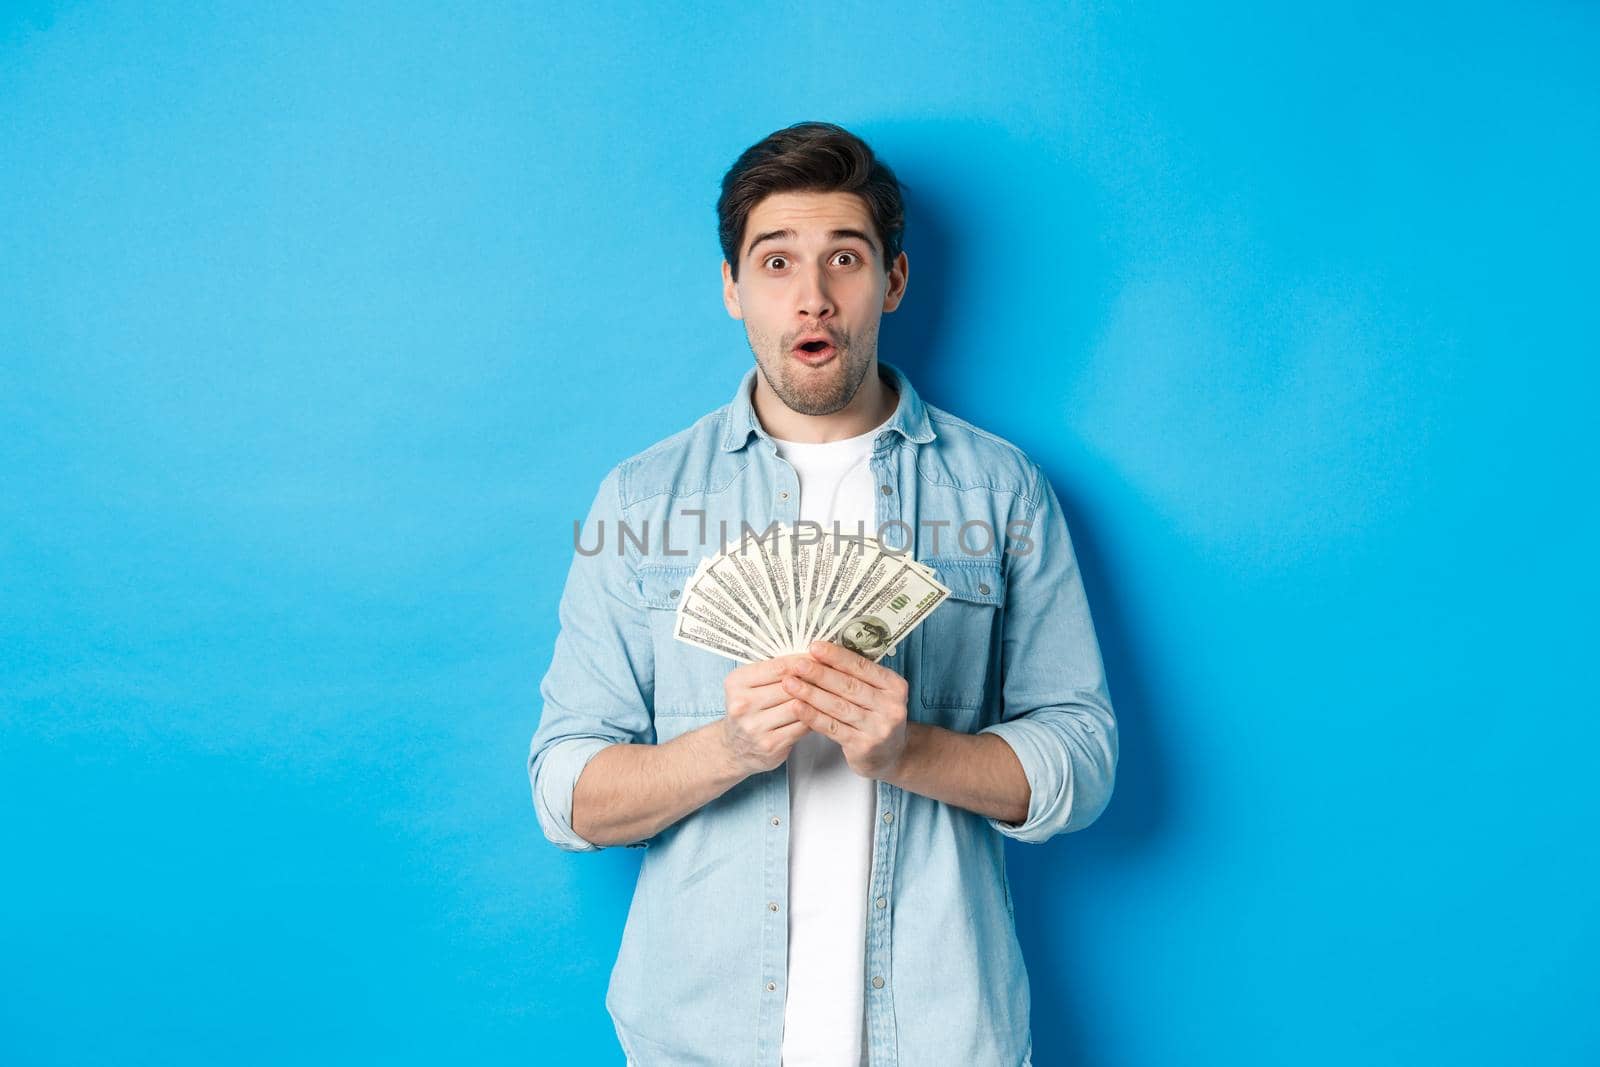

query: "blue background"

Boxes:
[2, 2, 1595, 1064]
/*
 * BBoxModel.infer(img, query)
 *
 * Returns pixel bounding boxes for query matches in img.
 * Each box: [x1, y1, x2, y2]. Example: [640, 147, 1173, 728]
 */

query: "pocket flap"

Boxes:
[636, 563, 695, 610]
[923, 556, 1005, 605]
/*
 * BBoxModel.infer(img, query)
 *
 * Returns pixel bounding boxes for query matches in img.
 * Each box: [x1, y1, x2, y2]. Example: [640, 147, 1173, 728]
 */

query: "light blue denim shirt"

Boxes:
[528, 361, 1117, 1066]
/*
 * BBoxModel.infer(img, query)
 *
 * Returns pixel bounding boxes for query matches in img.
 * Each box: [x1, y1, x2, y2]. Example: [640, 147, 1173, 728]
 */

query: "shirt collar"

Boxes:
[718, 359, 936, 453]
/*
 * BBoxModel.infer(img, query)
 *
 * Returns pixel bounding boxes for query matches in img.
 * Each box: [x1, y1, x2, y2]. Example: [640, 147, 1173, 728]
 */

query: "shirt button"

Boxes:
[778, 490, 790, 501]
[880, 484, 893, 495]
[771, 816, 781, 826]
[669, 588, 680, 599]
[769, 902, 779, 912]
[767, 982, 777, 992]
[871, 976, 885, 989]
[977, 583, 990, 595]
[875, 897, 886, 909]
[881, 812, 893, 824]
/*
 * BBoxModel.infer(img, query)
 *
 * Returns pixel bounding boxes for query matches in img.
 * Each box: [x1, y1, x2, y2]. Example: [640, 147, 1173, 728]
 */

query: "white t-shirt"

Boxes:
[772, 416, 888, 1067]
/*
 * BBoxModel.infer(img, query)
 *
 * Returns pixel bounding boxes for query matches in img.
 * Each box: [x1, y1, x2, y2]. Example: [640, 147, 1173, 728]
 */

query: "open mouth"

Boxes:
[792, 336, 838, 363]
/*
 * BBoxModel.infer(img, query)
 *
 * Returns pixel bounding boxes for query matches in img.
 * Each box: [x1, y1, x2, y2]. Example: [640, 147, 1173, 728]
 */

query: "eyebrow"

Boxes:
[745, 227, 878, 260]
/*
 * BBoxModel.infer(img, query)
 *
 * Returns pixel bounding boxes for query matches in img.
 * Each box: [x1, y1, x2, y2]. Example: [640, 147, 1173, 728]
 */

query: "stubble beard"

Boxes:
[748, 326, 878, 417]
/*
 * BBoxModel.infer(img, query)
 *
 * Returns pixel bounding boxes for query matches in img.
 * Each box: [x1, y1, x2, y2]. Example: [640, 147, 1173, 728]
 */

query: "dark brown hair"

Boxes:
[717, 121, 905, 282]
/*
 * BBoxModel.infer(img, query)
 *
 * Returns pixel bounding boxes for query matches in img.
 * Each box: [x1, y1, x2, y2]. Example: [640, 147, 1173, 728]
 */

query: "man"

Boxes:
[528, 121, 1117, 1066]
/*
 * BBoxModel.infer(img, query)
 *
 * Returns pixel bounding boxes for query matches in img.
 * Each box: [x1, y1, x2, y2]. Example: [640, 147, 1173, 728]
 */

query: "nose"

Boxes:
[795, 262, 834, 320]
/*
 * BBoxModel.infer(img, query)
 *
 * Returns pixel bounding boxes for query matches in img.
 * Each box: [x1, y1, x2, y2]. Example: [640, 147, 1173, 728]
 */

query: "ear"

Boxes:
[882, 251, 909, 313]
[722, 260, 743, 319]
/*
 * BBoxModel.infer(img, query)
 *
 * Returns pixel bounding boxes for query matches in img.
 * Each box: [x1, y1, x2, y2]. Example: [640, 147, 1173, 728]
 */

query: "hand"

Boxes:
[718, 654, 817, 778]
[779, 641, 910, 780]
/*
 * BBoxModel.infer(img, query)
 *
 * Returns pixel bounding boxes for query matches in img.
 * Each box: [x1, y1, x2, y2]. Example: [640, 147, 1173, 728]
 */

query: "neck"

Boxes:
[753, 360, 898, 444]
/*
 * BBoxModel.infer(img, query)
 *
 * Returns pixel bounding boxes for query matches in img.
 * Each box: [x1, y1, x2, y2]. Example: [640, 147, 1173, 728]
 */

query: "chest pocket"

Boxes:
[916, 556, 1005, 716]
[636, 562, 734, 723]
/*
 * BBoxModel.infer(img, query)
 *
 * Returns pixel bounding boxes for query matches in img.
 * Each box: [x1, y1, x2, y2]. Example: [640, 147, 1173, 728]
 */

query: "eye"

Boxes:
[833, 251, 860, 267]
[764, 255, 789, 270]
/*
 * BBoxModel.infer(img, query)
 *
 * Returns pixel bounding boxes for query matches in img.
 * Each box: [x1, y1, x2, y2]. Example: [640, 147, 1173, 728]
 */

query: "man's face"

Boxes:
[722, 190, 909, 416]
[841, 617, 887, 655]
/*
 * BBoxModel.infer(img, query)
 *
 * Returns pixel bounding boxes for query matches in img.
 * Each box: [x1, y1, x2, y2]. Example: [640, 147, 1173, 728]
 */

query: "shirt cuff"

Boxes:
[531, 735, 616, 852]
[977, 717, 1072, 844]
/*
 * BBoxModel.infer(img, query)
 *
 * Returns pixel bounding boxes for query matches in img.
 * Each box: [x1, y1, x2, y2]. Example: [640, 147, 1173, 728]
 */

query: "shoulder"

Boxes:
[918, 402, 1045, 509]
[603, 404, 745, 508]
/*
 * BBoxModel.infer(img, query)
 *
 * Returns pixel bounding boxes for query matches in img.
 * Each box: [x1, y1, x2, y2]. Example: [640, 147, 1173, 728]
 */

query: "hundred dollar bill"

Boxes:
[809, 534, 900, 647]
[697, 550, 788, 654]
[680, 557, 782, 660]
[794, 523, 831, 645]
[795, 526, 860, 643]
[670, 522, 950, 664]
[723, 525, 792, 651]
[816, 558, 949, 662]
[778, 533, 812, 650]
[672, 592, 768, 663]
[748, 523, 795, 650]
[674, 590, 775, 661]
[673, 619, 758, 663]
[787, 523, 818, 649]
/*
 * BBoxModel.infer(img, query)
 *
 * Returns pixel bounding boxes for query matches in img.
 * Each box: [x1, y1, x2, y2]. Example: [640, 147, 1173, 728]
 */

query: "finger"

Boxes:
[736, 679, 797, 713]
[772, 717, 812, 750]
[732, 653, 816, 689]
[787, 656, 875, 711]
[807, 640, 900, 692]
[751, 697, 809, 732]
[780, 676, 863, 730]
[794, 700, 845, 741]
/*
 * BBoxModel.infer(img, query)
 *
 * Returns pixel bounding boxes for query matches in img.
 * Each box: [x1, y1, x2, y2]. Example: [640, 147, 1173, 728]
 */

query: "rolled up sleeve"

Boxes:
[527, 466, 656, 853]
[978, 462, 1118, 844]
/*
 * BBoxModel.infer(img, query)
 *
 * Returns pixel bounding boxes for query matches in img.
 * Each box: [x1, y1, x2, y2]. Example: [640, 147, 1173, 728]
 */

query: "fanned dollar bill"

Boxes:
[672, 523, 950, 664]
